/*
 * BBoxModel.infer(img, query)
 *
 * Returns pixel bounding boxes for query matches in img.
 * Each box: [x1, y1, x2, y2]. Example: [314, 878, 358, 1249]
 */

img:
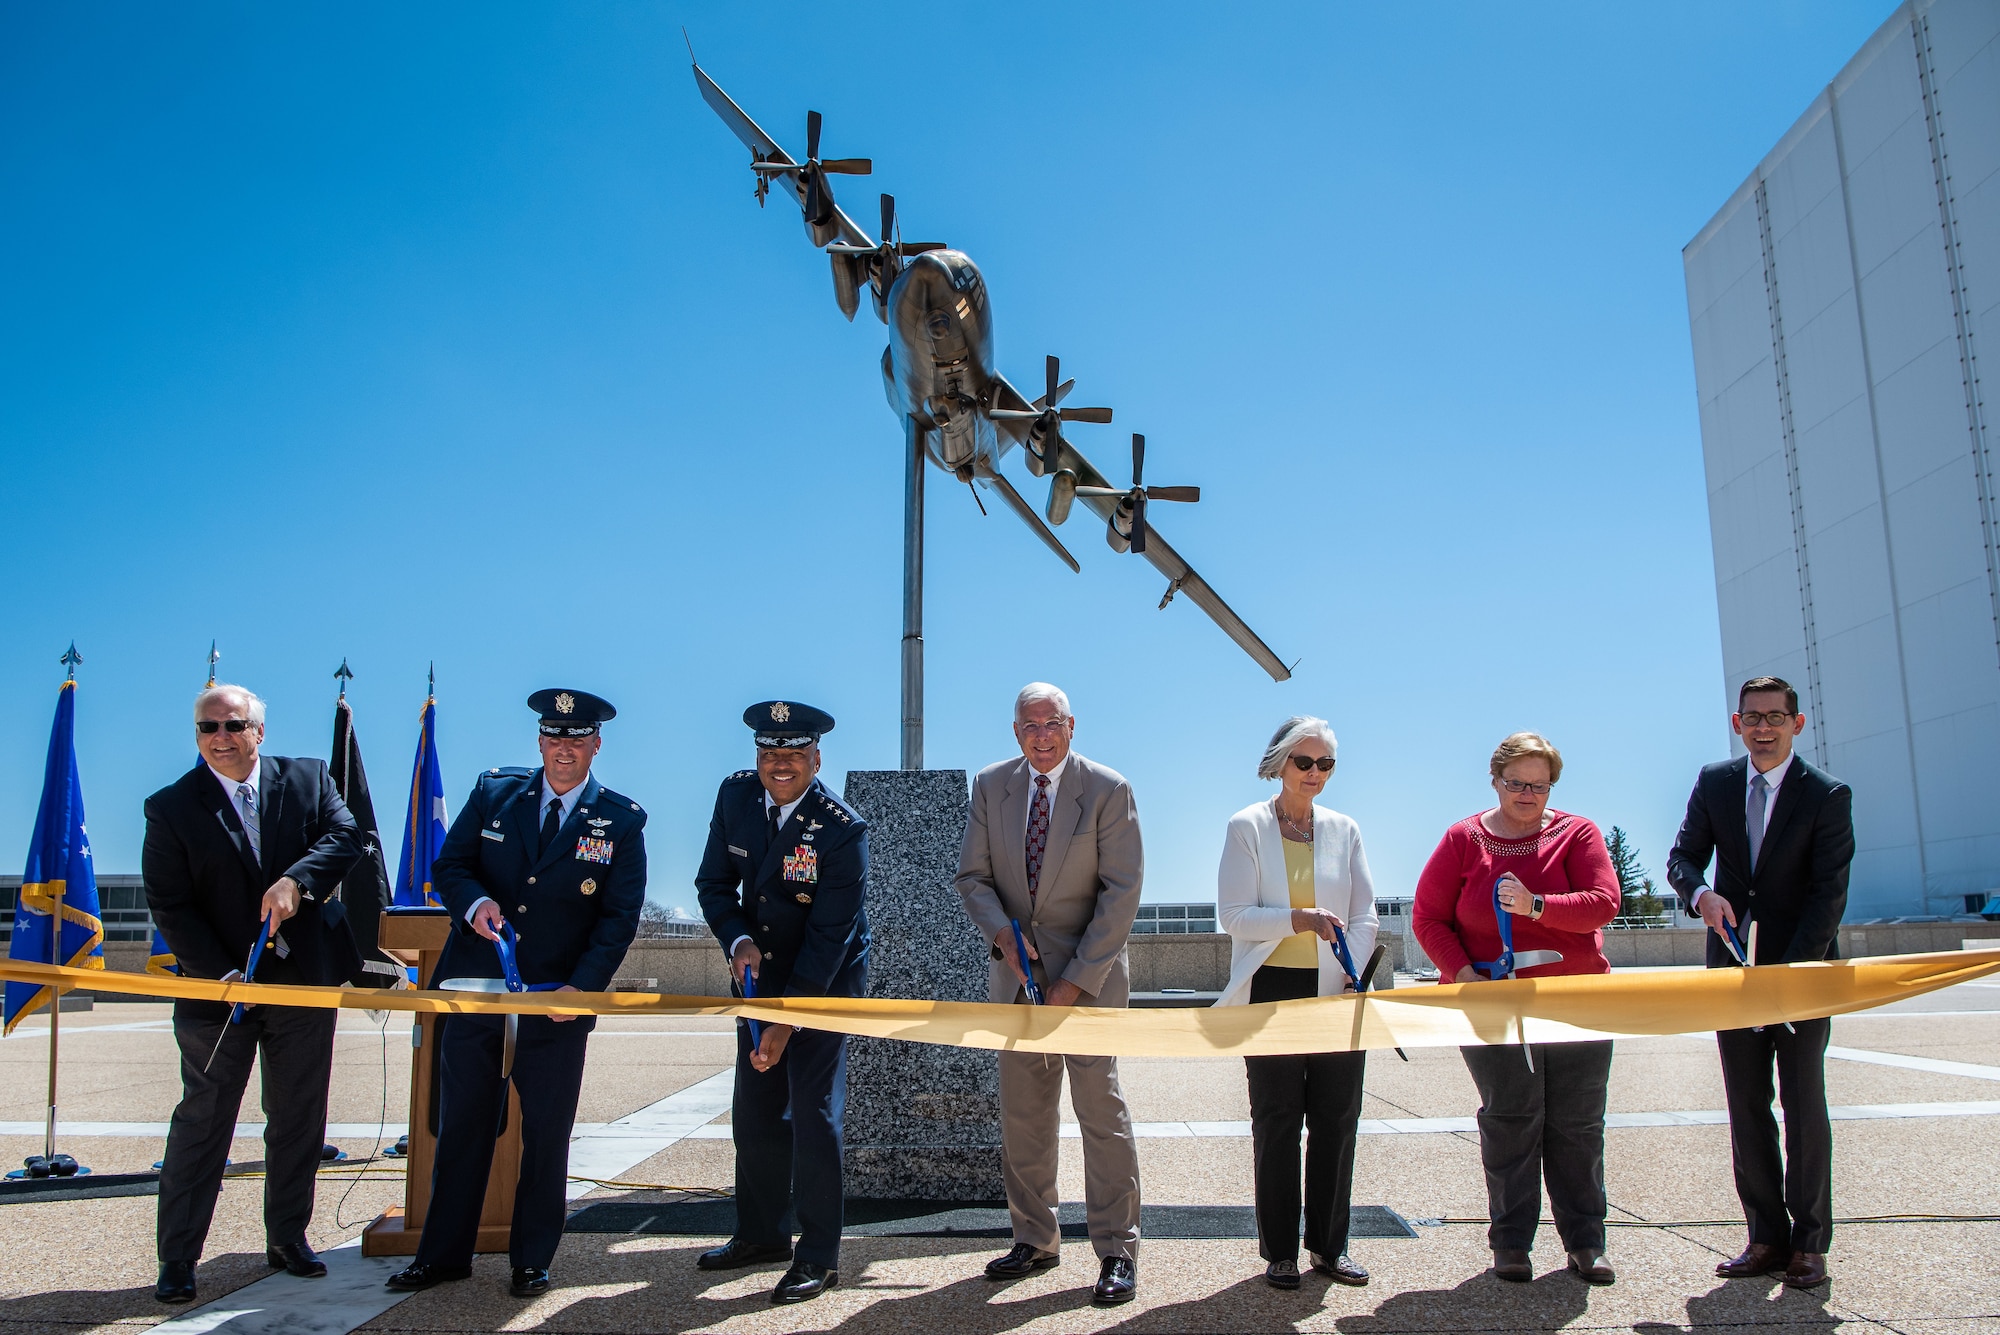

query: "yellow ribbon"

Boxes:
[4, 948, 1993, 1057]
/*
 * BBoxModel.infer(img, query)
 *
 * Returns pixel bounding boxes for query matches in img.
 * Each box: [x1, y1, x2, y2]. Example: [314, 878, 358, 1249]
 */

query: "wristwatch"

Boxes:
[1529, 893, 1545, 920]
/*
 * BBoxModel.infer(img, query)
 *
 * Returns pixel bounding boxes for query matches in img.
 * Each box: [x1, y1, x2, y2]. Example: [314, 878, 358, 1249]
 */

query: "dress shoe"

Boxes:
[695, 1239, 793, 1271]
[266, 1240, 327, 1278]
[154, 1261, 197, 1304]
[511, 1266, 551, 1297]
[1567, 1249, 1615, 1285]
[770, 1261, 836, 1303]
[1783, 1252, 1828, 1288]
[384, 1262, 472, 1292]
[1313, 1252, 1369, 1286]
[1717, 1242, 1792, 1278]
[1265, 1258, 1300, 1290]
[1492, 1248, 1533, 1282]
[1092, 1256, 1137, 1306]
[985, 1243, 1061, 1280]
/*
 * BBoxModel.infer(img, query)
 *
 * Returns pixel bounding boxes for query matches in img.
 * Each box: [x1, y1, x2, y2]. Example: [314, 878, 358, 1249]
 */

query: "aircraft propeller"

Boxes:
[827, 194, 946, 307]
[989, 355, 1113, 476]
[1074, 434, 1199, 555]
[752, 110, 871, 227]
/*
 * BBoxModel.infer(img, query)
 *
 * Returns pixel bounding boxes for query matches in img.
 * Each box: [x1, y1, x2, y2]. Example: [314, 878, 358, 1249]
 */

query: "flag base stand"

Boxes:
[7, 1157, 89, 1180]
[0, 1170, 158, 1203]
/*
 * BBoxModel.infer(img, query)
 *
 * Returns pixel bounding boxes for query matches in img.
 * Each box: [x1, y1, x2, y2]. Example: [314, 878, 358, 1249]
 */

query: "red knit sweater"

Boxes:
[1411, 810, 1619, 982]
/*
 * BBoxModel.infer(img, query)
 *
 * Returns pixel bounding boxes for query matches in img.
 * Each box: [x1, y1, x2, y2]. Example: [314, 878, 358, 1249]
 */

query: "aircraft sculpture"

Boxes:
[693, 61, 1291, 766]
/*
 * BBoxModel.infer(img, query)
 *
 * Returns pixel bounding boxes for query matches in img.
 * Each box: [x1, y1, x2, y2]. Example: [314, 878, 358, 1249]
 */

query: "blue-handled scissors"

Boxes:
[1329, 922, 1361, 991]
[1012, 919, 1045, 1006]
[1472, 878, 1565, 981]
[739, 963, 764, 1047]
[205, 913, 275, 1071]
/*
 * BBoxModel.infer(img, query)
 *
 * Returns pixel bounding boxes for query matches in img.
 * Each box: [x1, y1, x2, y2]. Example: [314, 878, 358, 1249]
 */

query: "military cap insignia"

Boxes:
[770, 701, 791, 723]
[579, 877, 597, 895]
[555, 691, 576, 714]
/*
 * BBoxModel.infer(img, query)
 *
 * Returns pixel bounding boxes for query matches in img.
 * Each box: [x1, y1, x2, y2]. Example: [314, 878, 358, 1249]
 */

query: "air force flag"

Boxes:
[393, 694, 447, 908]
[5, 680, 106, 1034]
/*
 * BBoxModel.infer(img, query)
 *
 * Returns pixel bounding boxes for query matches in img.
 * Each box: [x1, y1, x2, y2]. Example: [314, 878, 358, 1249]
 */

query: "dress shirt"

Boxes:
[1690, 753, 1796, 910]
[207, 761, 260, 828]
[466, 776, 588, 924]
[726, 790, 810, 959]
[1023, 753, 1071, 834]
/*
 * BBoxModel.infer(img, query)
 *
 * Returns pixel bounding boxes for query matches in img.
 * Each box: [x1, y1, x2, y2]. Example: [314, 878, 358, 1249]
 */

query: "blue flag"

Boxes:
[147, 925, 178, 976]
[393, 695, 447, 907]
[5, 680, 106, 1034]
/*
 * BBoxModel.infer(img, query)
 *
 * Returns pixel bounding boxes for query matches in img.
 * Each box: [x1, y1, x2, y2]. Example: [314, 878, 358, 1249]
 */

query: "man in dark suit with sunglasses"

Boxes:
[142, 684, 363, 1305]
[1668, 676, 1853, 1290]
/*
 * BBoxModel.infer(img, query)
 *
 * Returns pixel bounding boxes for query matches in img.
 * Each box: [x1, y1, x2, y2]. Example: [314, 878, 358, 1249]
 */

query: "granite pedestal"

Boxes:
[840, 769, 1003, 1201]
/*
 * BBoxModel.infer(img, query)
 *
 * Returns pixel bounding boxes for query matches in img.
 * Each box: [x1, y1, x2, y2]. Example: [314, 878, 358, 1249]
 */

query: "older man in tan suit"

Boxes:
[955, 681, 1144, 1306]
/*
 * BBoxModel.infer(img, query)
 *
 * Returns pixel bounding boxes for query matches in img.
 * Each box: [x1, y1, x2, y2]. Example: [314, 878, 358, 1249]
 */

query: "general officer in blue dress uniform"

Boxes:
[387, 689, 646, 1299]
[694, 700, 870, 1305]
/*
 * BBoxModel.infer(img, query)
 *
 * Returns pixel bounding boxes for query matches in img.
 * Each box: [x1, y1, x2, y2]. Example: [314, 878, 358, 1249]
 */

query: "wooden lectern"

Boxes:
[361, 910, 523, 1256]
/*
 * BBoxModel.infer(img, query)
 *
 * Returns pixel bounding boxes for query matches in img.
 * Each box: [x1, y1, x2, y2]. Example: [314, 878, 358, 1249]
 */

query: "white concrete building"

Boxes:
[1683, 0, 1998, 919]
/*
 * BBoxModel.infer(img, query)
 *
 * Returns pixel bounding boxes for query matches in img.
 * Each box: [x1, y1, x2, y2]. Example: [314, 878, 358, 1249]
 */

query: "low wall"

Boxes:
[78, 921, 1995, 1002]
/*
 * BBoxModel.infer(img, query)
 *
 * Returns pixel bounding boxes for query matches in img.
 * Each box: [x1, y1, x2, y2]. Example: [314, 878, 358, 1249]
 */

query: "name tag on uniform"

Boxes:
[783, 845, 819, 884]
[727, 845, 749, 858]
[575, 836, 614, 864]
[481, 829, 505, 842]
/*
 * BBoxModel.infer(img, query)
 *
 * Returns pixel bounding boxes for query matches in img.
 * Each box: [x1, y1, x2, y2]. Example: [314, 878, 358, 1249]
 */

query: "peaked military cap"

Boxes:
[745, 699, 834, 748]
[529, 688, 617, 737]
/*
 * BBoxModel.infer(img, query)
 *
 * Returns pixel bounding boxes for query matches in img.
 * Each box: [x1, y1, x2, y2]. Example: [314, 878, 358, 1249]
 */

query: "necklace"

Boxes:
[1275, 798, 1313, 842]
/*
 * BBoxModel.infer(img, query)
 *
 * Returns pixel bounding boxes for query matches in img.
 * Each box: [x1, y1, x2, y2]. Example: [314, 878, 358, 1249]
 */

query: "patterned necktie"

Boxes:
[1025, 774, 1052, 900]
[540, 797, 562, 856]
[1747, 772, 1769, 873]
[236, 783, 261, 863]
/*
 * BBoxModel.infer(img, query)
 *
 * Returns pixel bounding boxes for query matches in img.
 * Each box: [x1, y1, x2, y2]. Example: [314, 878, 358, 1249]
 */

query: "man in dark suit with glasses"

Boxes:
[1668, 676, 1853, 1290]
[142, 684, 363, 1305]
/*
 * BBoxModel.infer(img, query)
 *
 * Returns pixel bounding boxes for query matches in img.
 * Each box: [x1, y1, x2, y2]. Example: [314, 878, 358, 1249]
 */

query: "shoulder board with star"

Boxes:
[809, 787, 858, 825]
[594, 785, 642, 816]
[481, 767, 534, 784]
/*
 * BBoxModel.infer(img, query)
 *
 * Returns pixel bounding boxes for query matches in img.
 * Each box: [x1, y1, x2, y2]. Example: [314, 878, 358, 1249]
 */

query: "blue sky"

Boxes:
[1, 2, 1894, 917]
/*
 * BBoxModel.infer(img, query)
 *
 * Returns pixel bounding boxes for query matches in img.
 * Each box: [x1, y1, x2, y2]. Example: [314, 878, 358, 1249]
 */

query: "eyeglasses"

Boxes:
[195, 719, 255, 734]
[1737, 710, 1794, 728]
[1497, 778, 1551, 795]
[1017, 719, 1070, 735]
[1288, 755, 1335, 773]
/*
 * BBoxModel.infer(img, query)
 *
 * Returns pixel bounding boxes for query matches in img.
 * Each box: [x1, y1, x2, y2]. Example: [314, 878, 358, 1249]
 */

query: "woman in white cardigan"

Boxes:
[1215, 716, 1378, 1291]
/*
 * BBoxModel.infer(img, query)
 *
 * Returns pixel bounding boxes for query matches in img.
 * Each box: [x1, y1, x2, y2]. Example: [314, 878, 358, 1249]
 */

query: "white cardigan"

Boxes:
[1213, 799, 1379, 1007]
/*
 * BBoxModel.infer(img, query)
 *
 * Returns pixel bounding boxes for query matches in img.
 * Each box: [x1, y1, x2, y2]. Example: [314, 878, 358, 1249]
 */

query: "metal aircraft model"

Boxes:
[693, 61, 1291, 764]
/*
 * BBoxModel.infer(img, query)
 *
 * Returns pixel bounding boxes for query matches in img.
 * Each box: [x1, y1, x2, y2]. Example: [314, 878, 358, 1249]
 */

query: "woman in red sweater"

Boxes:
[1412, 732, 1620, 1287]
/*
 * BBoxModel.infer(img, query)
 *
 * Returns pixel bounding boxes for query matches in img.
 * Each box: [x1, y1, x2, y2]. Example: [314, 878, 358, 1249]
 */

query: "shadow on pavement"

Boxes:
[0, 1250, 273, 1330]
[1635, 1274, 1838, 1332]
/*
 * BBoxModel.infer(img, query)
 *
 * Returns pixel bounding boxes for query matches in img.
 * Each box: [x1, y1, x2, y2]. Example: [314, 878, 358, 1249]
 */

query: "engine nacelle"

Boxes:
[1023, 415, 1055, 477]
[1046, 469, 1077, 527]
[1105, 497, 1134, 554]
[829, 251, 862, 322]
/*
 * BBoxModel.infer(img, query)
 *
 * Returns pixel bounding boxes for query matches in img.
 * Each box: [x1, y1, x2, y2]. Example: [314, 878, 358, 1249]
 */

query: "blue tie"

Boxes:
[1747, 772, 1769, 873]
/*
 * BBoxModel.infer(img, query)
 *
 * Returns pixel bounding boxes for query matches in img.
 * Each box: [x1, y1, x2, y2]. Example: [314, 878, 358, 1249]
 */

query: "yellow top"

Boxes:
[1268, 836, 1319, 969]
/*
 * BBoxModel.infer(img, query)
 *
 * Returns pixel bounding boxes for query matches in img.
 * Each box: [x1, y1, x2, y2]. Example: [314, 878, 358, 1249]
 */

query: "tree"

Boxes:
[1606, 826, 1665, 921]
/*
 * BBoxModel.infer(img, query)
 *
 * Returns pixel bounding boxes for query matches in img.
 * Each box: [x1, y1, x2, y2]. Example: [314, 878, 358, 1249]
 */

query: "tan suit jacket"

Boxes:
[955, 752, 1144, 1005]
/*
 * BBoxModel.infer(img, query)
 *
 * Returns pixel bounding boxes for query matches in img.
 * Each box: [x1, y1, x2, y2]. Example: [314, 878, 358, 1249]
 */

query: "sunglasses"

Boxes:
[195, 719, 256, 734]
[1289, 755, 1335, 773]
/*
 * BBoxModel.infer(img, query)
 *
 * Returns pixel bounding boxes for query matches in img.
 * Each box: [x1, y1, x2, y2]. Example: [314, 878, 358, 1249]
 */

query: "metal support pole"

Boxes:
[900, 416, 925, 770]
[45, 884, 61, 1161]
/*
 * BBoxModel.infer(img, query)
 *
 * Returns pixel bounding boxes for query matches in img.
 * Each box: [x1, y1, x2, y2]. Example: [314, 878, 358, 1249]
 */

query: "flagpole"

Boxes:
[47, 643, 83, 1168]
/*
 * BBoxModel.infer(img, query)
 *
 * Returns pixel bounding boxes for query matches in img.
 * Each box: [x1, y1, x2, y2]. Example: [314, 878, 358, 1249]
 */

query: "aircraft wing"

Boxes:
[986, 372, 1036, 454]
[1054, 438, 1293, 682]
[691, 63, 875, 249]
[975, 467, 1080, 572]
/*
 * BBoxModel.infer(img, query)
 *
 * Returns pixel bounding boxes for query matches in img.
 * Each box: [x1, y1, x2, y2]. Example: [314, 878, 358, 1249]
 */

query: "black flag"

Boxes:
[332, 692, 398, 986]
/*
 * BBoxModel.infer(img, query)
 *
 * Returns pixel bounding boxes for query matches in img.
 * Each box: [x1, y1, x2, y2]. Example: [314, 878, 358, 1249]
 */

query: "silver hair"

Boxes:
[1013, 681, 1071, 721]
[1257, 715, 1337, 781]
[195, 683, 267, 726]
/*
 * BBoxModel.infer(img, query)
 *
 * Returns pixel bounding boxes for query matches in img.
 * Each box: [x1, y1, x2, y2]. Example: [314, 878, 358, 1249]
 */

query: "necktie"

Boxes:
[1025, 774, 1051, 900]
[236, 783, 261, 863]
[1747, 772, 1769, 873]
[540, 797, 563, 856]
[768, 802, 783, 844]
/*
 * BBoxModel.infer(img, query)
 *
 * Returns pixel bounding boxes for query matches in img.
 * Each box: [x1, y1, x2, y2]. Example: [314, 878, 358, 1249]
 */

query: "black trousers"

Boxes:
[415, 1013, 592, 1271]
[731, 1022, 848, 1269]
[158, 1003, 335, 1263]
[1460, 1039, 1613, 1252]
[1244, 967, 1366, 1262]
[1718, 1017, 1833, 1252]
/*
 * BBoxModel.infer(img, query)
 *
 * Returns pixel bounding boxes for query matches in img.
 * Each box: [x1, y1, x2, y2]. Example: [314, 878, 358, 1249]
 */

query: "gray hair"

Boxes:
[195, 683, 267, 726]
[1013, 681, 1071, 721]
[1258, 715, 1337, 781]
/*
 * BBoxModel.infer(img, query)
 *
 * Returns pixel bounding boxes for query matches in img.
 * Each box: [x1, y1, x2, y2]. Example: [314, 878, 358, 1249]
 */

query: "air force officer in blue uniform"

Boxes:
[388, 689, 646, 1299]
[695, 701, 869, 1305]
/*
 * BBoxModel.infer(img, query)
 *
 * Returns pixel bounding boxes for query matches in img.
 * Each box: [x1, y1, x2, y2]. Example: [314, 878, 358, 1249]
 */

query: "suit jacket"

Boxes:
[955, 752, 1144, 1006]
[1666, 754, 1854, 967]
[694, 773, 869, 999]
[143, 757, 363, 1016]
[430, 768, 646, 997]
